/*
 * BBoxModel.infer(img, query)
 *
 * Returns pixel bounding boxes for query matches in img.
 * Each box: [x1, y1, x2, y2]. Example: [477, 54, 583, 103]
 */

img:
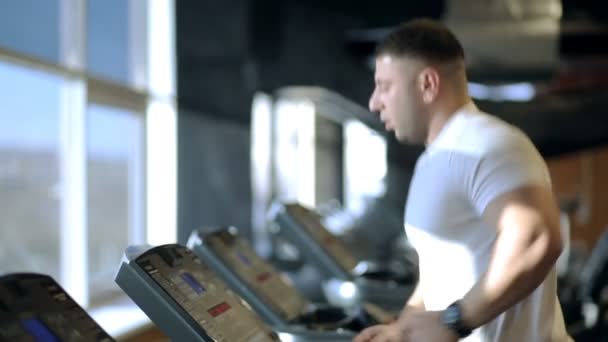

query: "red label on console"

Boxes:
[256, 272, 272, 283]
[207, 302, 231, 317]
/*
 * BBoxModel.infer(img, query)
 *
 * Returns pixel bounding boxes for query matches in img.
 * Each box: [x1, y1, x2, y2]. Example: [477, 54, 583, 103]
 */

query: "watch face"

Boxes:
[442, 303, 472, 338]
[443, 305, 460, 325]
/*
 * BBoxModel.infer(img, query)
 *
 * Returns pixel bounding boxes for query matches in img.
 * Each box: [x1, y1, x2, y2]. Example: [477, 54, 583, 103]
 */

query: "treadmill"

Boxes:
[115, 243, 355, 341]
[269, 202, 415, 311]
[0, 273, 115, 341]
[187, 226, 394, 332]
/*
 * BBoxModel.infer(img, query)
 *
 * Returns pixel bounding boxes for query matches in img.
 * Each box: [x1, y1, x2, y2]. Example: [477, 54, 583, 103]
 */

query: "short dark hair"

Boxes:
[375, 18, 465, 64]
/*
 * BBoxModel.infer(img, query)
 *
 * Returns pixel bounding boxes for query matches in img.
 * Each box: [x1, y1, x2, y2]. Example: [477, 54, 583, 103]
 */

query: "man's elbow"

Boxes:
[541, 225, 564, 267]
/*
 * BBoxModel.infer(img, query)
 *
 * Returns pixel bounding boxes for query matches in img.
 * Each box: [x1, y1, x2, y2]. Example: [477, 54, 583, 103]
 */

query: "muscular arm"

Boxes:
[459, 184, 563, 329]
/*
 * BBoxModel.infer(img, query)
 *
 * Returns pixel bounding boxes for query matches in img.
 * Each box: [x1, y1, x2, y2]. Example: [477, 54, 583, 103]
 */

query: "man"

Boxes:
[354, 19, 571, 342]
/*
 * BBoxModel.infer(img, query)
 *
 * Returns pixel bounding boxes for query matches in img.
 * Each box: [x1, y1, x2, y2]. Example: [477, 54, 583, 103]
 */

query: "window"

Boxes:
[86, 104, 144, 301]
[343, 120, 387, 215]
[273, 99, 316, 207]
[0, 0, 60, 63]
[87, 0, 131, 85]
[0, 2, 176, 330]
[0, 60, 64, 280]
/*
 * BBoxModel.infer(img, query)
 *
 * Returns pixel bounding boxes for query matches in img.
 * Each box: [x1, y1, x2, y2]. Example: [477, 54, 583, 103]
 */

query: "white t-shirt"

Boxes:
[404, 102, 571, 342]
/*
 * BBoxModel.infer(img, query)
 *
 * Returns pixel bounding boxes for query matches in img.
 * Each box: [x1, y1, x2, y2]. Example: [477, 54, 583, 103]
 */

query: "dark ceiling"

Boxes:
[176, 0, 608, 158]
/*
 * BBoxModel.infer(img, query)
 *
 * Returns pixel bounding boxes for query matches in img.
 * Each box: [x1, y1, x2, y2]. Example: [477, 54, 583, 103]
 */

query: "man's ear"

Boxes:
[419, 67, 440, 104]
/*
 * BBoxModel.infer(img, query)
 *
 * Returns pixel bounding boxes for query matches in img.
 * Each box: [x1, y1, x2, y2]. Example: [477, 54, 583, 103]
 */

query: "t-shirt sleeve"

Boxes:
[468, 141, 551, 216]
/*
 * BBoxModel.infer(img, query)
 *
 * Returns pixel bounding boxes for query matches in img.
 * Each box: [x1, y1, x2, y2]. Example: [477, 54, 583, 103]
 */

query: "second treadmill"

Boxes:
[115, 243, 355, 341]
[269, 202, 416, 311]
[187, 226, 394, 332]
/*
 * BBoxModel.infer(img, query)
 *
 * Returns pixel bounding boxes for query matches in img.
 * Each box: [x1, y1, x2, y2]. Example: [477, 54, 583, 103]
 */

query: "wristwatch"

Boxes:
[441, 301, 473, 338]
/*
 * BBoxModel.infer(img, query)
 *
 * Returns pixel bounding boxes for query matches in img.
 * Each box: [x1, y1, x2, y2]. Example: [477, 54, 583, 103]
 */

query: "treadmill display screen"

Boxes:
[207, 302, 231, 317]
[181, 272, 206, 295]
[21, 318, 59, 342]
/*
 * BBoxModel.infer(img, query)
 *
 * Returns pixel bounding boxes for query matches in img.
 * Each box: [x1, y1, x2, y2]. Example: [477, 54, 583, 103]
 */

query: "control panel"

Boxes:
[121, 244, 279, 342]
[0, 273, 114, 342]
[271, 203, 414, 312]
[199, 228, 309, 322]
[116, 243, 356, 341]
[282, 203, 359, 274]
[189, 227, 394, 332]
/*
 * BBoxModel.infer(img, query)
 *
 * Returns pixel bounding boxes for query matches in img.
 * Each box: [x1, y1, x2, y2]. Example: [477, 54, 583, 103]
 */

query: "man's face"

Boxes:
[369, 54, 428, 144]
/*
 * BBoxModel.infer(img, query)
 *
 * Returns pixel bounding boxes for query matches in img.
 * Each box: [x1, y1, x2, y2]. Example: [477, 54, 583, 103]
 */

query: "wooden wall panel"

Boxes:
[546, 146, 608, 249]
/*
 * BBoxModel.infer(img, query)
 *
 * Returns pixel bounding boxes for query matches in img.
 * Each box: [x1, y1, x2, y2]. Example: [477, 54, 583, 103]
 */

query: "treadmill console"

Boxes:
[189, 227, 392, 332]
[201, 228, 309, 322]
[0, 273, 114, 342]
[284, 204, 358, 273]
[136, 245, 278, 341]
[272, 203, 414, 312]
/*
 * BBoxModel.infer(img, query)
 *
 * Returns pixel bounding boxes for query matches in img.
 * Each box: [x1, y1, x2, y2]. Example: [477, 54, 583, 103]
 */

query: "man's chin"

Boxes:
[395, 132, 423, 146]
[394, 131, 408, 143]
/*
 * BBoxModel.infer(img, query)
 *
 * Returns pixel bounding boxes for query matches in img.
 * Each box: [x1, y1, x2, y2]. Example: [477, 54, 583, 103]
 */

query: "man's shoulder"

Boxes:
[442, 111, 533, 158]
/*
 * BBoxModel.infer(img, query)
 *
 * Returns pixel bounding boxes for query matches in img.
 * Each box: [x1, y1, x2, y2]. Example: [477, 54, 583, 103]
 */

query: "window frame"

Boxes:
[0, 0, 177, 310]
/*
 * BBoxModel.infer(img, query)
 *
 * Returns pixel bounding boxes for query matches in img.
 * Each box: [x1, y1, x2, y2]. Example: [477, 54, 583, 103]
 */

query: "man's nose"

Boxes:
[369, 91, 380, 113]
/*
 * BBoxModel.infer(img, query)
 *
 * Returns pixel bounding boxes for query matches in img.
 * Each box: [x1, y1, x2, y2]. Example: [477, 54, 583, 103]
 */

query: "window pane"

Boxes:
[0, 60, 63, 280]
[0, 0, 60, 63]
[87, 0, 130, 84]
[343, 120, 387, 215]
[87, 104, 144, 298]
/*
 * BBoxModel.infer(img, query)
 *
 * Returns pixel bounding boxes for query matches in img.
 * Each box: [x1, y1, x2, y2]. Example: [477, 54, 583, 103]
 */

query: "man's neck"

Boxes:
[425, 96, 472, 146]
